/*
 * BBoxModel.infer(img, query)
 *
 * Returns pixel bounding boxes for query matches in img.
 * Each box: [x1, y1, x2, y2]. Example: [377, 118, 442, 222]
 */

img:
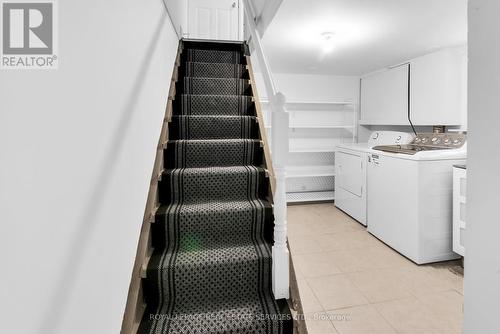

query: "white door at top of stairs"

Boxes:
[188, 0, 242, 41]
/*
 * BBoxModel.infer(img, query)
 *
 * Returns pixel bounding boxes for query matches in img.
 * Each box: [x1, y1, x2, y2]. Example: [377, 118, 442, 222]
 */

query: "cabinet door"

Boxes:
[410, 47, 466, 126]
[360, 64, 409, 125]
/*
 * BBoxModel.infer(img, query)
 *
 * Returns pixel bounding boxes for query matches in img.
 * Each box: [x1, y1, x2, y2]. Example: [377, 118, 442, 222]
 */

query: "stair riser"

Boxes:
[180, 78, 252, 96]
[158, 168, 269, 204]
[173, 95, 256, 117]
[151, 206, 274, 249]
[182, 49, 245, 64]
[143, 255, 272, 308]
[164, 141, 264, 168]
[181, 62, 249, 79]
[168, 117, 260, 140]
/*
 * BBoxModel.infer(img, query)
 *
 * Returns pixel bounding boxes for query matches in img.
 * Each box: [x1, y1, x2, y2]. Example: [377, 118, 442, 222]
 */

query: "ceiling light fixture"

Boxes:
[320, 31, 336, 53]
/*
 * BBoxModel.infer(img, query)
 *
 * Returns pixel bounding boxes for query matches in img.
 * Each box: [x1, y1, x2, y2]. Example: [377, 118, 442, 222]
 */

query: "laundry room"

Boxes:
[252, 0, 469, 333]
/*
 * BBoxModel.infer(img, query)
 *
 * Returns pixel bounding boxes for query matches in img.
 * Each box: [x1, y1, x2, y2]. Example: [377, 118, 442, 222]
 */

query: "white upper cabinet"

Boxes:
[410, 47, 466, 125]
[360, 47, 466, 126]
[360, 64, 409, 125]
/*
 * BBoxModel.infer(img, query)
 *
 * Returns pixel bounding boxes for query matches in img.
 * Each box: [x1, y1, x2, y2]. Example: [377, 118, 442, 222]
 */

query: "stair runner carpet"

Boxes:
[139, 41, 292, 333]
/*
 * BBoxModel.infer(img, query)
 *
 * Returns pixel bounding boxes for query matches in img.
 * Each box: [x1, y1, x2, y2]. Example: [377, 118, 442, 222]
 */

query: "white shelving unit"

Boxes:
[261, 100, 358, 203]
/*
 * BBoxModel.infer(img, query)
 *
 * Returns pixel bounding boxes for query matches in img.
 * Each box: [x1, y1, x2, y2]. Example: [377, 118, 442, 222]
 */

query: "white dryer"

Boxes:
[335, 131, 414, 226]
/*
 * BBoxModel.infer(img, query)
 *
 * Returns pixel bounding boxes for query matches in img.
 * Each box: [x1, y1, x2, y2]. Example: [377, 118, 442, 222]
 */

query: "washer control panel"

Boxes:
[412, 133, 466, 148]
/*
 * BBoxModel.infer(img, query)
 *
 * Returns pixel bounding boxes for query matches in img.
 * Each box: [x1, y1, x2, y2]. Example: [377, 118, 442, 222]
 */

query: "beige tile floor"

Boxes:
[288, 204, 464, 334]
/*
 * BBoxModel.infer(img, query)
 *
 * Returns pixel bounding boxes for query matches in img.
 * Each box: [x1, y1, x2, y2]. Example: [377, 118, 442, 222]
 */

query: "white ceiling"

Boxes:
[261, 0, 467, 76]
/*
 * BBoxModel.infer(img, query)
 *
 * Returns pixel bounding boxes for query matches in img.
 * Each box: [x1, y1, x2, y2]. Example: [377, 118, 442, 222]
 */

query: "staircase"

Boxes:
[138, 40, 293, 334]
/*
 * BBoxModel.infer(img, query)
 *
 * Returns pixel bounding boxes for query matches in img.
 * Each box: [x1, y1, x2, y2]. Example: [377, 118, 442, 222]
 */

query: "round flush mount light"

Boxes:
[320, 31, 336, 53]
[321, 32, 336, 41]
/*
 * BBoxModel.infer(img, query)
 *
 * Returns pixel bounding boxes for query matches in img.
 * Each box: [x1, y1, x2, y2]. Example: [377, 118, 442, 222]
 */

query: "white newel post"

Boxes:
[271, 92, 290, 299]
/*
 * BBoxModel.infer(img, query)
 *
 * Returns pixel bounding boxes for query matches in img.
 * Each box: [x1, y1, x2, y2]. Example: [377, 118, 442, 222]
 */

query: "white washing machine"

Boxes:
[367, 133, 466, 264]
[335, 131, 414, 226]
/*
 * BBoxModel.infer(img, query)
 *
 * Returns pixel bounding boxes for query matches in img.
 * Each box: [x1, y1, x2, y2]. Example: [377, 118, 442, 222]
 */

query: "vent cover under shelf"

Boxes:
[287, 191, 336, 203]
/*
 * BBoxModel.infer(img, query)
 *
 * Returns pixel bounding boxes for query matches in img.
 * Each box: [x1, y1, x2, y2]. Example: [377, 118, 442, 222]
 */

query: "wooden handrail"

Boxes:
[120, 41, 183, 334]
[246, 56, 276, 197]
[243, 0, 278, 102]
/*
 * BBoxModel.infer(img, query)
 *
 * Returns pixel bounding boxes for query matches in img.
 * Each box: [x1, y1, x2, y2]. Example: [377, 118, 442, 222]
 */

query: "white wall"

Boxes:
[0, 1, 178, 333]
[164, 0, 188, 38]
[464, 1, 500, 333]
[254, 72, 359, 103]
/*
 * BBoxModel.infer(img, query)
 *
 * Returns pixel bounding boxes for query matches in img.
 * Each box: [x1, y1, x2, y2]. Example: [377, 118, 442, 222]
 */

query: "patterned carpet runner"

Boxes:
[139, 41, 292, 333]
